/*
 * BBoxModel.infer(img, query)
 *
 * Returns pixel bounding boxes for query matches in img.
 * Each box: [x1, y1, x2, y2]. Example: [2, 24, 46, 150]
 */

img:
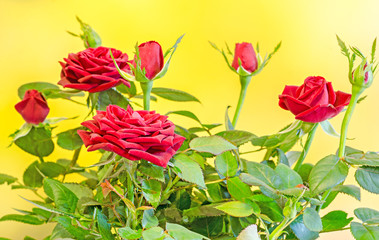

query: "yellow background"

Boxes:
[1, 0, 378, 239]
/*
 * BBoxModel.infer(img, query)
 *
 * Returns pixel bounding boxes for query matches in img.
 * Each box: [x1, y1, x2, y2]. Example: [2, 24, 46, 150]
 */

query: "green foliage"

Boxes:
[0, 214, 44, 225]
[151, 87, 200, 102]
[355, 166, 379, 194]
[321, 211, 353, 232]
[0, 173, 17, 185]
[43, 178, 78, 213]
[308, 155, 349, 195]
[303, 208, 323, 232]
[350, 222, 379, 240]
[166, 222, 210, 240]
[216, 130, 256, 146]
[190, 136, 237, 155]
[172, 154, 206, 188]
[215, 151, 238, 178]
[15, 126, 54, 157]
[57, 128, 83, 150]
[97, 210, 115, 240]
[141, 179, 162, 208]
[97, 88, 129, 110]
[215, 201, 255, 218]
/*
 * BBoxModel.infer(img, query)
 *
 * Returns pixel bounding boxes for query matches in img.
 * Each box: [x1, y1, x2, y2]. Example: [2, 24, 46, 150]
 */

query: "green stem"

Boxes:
[338, 87, 361, 158]
[38, 156, 44, 163]
[263, 148, 274, 161]
[70, 146, 82, 168]
[269, 217, 289, 240]
[293, 123, 319, 172]
[232, 75, 252, 128]
[140, 81, 153, 111]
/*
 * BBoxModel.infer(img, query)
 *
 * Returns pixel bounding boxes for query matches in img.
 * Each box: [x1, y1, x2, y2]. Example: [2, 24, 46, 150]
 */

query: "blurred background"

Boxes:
[1, 0, 378, 239]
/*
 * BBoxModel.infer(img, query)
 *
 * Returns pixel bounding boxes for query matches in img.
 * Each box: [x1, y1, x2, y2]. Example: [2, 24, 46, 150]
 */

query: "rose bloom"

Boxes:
[59, 46, 131, 93]
[133, 41, 164, 80]
[279, 76, 351, 123]
[15, 89, 50, 124]
[77, 105, 185, 167]
[231, 42, 258, 73]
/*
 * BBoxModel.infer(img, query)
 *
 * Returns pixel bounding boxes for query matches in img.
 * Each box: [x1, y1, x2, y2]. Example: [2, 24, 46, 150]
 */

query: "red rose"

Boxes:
[279, 76, 351, 123]
[133, 41, 164, 80]
[58, 46, 131, 93]
[77, 105, 185, 167]
[15, 89, 50, 124]
[231, 42, 258, 73]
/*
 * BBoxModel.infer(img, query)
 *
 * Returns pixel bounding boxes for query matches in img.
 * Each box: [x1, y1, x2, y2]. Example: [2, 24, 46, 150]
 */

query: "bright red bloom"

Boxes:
[133, 41, 164, 80]
[58, 46, 131, 93]
[77, 105, 185, 167]
[231, 42, 258, 73]
[279, 76, 351, 123]
[15, 89, 50, 124]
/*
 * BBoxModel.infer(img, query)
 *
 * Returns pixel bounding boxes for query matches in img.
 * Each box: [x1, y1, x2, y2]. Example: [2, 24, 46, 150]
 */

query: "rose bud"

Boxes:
[77, 16, 102, 49]
[133, 41, 164, 80]
[231, 42, 258, 74]
[58, 46, 131, 93]
[279, 76, 351, 123]
[15, 89, 50, 124]
[78, 105, 185, 168]
[351, 61, 373, 89]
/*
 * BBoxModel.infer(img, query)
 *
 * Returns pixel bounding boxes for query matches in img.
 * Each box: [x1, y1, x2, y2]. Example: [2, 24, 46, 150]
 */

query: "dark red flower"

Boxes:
[279, 76, 351, 123]
[133, 41, 164, 80]
[58, 46, 131, 93]
[77, 105, 185, 167]
[231, 42, 258, 73]
[15, 89, 50, 124]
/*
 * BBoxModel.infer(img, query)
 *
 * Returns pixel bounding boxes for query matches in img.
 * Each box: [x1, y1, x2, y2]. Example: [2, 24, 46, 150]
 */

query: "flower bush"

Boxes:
[2, 18, 379, 240]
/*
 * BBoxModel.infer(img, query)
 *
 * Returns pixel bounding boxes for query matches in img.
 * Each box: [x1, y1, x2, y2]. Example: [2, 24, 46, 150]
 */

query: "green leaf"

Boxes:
[56, 216, 89, 240]
[166, 222, 210, 240]
[355, 166, 379, 194]
[308, 155, 349, 195]
[298, 163, 314, 182]
[183, 205, 225, 218]
[23, 161, 43, 188]
[215, 201, 254, 217]
[142, 209, 159, 228]
[320, 120, 340, 137]
[172, 154, 206, 188]
[0, 173, 17, 185]
[275, 163, 302, 190]
[42, 88, 85, 100]
[371, 38, 377, 64]
[117, 81, 136, 96]
[354, 208, 379, 223]
[215, 151, 238, 178]
[97, 88, 129, 111]
[141, 179, 161, 208]
[350, 222, 379, 240]
[303, 208, 322, 232]
[255, 200, 283, 222]
[237, 224, 260, 240]
[190, 136, 237, 155]
[239, 173, 276, 195]
[332, 185, 361, 201]
[43, 178, 78, 213]
[18, 82, 59, 99]
[216, 130, 256, 146]
[0, 214, 44, 225]
[321, 211, 353, 232]
[227, 177, 253, 201]
[243, 161, 281, 191]
[290, 215, 319, 240]
[151, 87, 200, 102]
[39, 162, 66, 178]
[142, 226, 165, 240]
[57, 128, 83, 150]
[336, 35, 350, 57]
[138, 161, 165, 182]
[15, 126, 54, 157]
[97, 210, 114, 240]
[63, 183, 93, 199]
[167, 110, 202, 124]
[346, 152, 379, 167]
[118, 226, 142, 239]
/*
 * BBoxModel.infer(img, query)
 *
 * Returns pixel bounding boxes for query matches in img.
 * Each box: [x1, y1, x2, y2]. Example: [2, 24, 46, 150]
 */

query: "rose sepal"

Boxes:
[109, 50, 137, 83]
[210, 41, 281, 77]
